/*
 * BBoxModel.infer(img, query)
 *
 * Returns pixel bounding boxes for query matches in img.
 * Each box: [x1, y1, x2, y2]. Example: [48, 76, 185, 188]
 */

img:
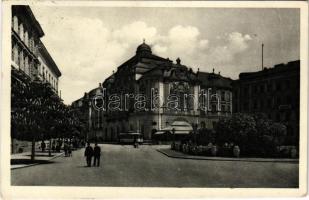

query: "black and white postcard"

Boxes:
[1, 0, 308, 198]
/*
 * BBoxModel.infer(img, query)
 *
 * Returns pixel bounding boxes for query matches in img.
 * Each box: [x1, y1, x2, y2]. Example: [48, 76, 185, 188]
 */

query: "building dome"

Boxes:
[136, 40, 152, 55]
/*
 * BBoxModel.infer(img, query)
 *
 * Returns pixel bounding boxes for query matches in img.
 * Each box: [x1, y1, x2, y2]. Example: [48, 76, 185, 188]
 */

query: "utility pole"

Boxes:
[262, 43, 264, 70]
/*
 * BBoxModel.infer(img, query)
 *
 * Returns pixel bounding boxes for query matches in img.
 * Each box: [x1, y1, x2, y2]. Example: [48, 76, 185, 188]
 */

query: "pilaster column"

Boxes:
[194, 85, 200, 113]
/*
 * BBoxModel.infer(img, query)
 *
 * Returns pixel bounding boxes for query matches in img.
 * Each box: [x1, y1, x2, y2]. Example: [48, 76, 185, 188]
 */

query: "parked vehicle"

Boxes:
[119, 132, 143, 144]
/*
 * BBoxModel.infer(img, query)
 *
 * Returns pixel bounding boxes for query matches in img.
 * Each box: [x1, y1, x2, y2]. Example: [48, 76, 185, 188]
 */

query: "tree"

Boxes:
[11, 75, 71, 160]
[215, 113, 257, 151]
[215, 113, 288, 156]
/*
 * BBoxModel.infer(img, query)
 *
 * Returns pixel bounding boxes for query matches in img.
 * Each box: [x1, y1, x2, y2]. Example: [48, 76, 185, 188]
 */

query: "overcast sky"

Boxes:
[31, 7, 300, 104]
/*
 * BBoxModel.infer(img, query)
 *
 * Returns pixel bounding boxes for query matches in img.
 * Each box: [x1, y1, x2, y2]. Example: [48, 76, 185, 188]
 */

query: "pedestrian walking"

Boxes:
[84, 142, 93, 167]
[41, 141, 46, 152]
[52, 141, 56, 152]
[56, 143, 60, 152]
[64, 142, 68, 156]
[93, 143, 101, 167]
[134, 136, 139, 148]
[56, 139, 61, 152]
[68, 142, 72, 157]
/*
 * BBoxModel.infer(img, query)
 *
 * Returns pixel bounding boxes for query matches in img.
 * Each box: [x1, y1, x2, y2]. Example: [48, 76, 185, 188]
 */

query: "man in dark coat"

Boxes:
[84, 142, 93, 167]
[93, 143, 101, 167]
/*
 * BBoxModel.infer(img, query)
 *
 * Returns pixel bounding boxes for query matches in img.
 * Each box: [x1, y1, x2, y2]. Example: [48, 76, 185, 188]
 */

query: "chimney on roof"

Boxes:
[176, 58, 181, 65]
[212, 68, 215, 73]
[218, 71, 221, 75]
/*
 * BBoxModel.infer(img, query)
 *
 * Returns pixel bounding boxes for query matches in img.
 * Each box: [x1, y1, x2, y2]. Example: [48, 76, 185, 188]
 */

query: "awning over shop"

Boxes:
[155, 121, 193, 135]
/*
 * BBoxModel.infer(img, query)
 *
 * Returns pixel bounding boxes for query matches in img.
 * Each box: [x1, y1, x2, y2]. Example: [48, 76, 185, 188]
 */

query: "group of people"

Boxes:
[84, 142, 101, 167]
[63, 141, 73, 157]
[51, 139, 65, 153]
[40, 139, 79, 157]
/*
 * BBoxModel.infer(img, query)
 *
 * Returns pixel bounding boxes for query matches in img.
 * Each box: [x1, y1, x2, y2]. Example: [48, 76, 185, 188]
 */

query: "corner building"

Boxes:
[233, 60, 300, 145]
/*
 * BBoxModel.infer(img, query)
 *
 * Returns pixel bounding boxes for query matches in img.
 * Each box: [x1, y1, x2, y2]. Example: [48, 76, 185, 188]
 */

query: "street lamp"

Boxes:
[172, 128, 175, 145]
[87, 100, 91, 142]
[192, 123, 198, 145]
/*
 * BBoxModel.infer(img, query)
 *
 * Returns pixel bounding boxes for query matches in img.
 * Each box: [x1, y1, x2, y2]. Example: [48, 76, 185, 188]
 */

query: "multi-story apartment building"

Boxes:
[11, 5, 44, 81]
[233, 60, 300, 145]
[11, 5, 62, 153]
[38, 41, 61, 93]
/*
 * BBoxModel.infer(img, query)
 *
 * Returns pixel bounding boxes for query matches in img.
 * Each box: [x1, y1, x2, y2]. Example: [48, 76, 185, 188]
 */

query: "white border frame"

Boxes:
[1, 1, 308, 198]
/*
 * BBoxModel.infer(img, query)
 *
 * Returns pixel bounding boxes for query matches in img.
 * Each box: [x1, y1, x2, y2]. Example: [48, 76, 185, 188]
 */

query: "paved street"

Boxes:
[11, 144, 298, 187]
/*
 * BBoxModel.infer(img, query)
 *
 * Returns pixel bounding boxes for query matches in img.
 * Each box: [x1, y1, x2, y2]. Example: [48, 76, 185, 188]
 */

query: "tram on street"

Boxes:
[119, 132, 143, 144]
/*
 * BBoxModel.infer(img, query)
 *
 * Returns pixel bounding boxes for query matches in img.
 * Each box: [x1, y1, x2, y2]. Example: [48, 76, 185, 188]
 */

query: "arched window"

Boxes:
[210, 94, 220, 112]
[211, 104, 217, 112]
[13, 16, 18, 32]
[24, 31, 29, 47]
[19, 23, 24, 41]
[221, 104, 225, 112]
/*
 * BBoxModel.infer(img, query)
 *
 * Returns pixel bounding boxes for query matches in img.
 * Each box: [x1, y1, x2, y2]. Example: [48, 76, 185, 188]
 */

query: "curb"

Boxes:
[157, 149, 299, 163]
[11, 152, 65, 170]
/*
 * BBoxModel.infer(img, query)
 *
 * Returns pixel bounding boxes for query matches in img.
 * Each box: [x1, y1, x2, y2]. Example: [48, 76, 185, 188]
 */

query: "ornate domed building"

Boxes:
[136, 40, 152, 55]
[73, 41, 233, 142]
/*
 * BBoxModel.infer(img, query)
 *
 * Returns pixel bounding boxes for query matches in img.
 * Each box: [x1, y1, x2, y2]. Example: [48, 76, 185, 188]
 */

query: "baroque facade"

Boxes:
[72, 42, 233, 142]
[233, 60, 300, 145]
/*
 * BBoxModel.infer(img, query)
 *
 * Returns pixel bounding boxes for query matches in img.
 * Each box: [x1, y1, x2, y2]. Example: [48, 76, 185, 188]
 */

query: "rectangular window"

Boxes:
[19, 51, 24, 71]
[260, 99, 264, 109]
[13, 45, 18, 63]
[221, 91, 225, 101]
[244, 102, 249, 111]
[276, 81, 282, 91]
[243, 87, 248, 95]
[211, 104, 217, 112]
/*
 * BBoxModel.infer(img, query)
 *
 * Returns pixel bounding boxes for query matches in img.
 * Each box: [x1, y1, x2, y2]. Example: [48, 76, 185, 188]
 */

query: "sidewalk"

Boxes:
[11, 150, 64, 170]
[157, 148, 299, 163]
